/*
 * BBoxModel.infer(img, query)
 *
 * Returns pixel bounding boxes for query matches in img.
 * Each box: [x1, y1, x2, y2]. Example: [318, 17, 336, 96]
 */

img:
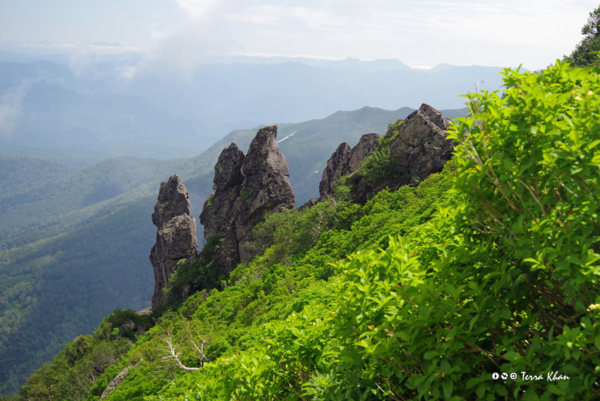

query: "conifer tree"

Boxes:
[565, 5, 600, 67]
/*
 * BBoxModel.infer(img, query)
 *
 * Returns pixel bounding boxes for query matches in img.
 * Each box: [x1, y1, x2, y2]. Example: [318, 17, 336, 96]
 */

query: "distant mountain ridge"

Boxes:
[1, 54, 502, 161]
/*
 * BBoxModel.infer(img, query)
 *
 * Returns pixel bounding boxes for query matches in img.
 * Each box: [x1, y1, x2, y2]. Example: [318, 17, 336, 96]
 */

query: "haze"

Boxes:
[0, 0, 595, 72]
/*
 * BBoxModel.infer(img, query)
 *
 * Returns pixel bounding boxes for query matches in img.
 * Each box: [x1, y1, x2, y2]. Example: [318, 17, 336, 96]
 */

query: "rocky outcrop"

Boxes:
[200, 125, 295, 267]
[298, 197, 318, 211]
[100, 367, 129, 400]
[150, 175, 198, 309]
[316, 103, 453, 205]
[319, 133, 380, 199]
[389, 103, 453, 182]
[199, 143, 245, 269]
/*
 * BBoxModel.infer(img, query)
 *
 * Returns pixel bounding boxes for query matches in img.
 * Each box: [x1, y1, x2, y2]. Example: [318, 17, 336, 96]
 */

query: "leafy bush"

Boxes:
[360, 141, 407, 187]
[164, 236, 224, 307]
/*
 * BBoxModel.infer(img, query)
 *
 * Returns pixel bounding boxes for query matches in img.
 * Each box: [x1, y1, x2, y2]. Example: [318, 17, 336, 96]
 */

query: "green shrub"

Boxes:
[163, 236, 224, 307]
[172, 61, 600, 401]
[360, 141, 407, 187]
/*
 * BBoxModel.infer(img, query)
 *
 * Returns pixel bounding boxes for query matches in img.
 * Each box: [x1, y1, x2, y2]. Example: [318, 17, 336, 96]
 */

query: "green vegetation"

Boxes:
[0, 104, 467, 397]
[0, 154, 80, 198]
[564, 5, 600, 68]
[360, 121, 407, 187]
[10, 59, 600, 400]
[162, 236, 225, 308]
[240, 189, 252, 204]
[16, 309, 152, 401]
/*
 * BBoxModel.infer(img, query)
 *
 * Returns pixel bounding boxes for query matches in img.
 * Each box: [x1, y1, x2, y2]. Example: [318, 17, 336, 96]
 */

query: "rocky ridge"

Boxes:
[315, 103, 453, 205]
[149, 175, 199, 308]
[150, 104, 453, 306]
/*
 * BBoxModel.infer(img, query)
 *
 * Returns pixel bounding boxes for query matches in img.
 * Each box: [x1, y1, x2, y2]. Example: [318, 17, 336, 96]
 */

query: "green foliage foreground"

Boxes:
[13, 61, 600, 400]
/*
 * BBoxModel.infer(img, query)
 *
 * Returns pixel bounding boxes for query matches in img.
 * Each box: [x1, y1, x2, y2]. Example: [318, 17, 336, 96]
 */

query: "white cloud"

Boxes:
[117, 0, 594, 76]
[0, 79, 36, 138]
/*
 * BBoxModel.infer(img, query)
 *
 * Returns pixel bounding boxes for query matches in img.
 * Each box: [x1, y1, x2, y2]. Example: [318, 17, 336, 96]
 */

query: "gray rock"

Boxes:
[347, 133, 380, 173]
[150, 175, 199, 309]
[200, 143, 246, 271]
[99, 367, 129, 401]
[318, 104, 453, 205]
[237, 125, 295, 225]
[200, 125, 295, 267]
[319, 133, 380, 199]
[298, 197, 318, 211]
[319, 142, 351, 199]
[389, 103, 453, 182]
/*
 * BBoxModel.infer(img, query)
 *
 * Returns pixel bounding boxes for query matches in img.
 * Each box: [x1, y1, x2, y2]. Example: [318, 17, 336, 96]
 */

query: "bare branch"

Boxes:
[162, 333, 200, 371]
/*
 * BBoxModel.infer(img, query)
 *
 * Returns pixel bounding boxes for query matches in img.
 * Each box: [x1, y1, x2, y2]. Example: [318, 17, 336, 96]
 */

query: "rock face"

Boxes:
[200, 125, 295, 267]
[200, 142, 245, 269]
[100, 367, 129, 400]
[150, 175, 199, 309]
[316, 103, 453, 205]
[389, 103, 453, 182]
[319, 133, 380, 199]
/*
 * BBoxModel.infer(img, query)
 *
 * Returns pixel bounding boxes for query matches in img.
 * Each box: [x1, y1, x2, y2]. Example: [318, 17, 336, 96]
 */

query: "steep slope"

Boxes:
[0, 156, 185, 249]
[0, 105, 466, 396]
[16, 62, 600, 401]
[0, 154, 81, 198]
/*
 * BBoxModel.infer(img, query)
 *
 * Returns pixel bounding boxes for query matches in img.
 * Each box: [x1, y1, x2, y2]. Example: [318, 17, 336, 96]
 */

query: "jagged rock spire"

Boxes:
[150, 175, 198, 309]
[200, 125, 295, 268]
[200, 142, 245, 269]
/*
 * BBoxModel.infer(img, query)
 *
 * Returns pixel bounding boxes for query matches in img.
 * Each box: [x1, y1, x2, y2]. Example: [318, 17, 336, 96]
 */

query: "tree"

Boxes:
[564, 5, 600, 67]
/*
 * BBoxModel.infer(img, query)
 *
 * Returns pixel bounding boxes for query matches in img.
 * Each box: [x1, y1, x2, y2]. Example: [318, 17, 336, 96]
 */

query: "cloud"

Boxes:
[0, 79, 37, 138]
[118, 0, 592, 77]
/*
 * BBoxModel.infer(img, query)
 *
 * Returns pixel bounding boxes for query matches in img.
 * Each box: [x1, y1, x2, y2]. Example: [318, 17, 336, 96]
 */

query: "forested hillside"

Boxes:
[0, 106, 466, 396]
[8, 60, 600, 400]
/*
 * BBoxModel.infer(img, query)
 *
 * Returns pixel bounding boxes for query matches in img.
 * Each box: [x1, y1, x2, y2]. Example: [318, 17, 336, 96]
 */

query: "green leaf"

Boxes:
[495, 384, 508, 397]
[522, 390, 540, 401]
[476, 383, 486, 398]
[424, 350, 439, 360]
[504, 351, 520, 361]
[442, 380, 453, 399]
[469, 315, 479, 331]
[594, 335, 600, 350]
[500, 308, 512, 320]
[586, 139, 600, 150]
[466, 377, 480, 389]
[547, 384, 563, 395]
[444, 283, 456, 298]
[503, 158, 517, 173]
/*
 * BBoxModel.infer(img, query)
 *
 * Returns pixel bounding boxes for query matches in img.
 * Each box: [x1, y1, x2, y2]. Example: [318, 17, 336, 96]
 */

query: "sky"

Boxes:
[0, 0, 597, 71]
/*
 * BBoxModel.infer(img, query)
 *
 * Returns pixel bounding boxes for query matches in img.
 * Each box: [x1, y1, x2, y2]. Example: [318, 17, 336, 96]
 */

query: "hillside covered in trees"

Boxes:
[5, 58, 600, 400]
[4, 7, 600, 399]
